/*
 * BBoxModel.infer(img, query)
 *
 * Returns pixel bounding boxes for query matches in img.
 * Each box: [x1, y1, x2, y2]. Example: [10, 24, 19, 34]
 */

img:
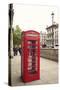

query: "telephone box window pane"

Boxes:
[28, 46, 38, 49]
[28, 40, 38, 50]
[29, 49, 38, 56]
[28, 40, 38, 44]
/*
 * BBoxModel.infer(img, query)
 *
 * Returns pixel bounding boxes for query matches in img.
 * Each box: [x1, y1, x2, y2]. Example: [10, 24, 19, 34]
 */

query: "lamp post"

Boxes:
[51, 12, 54, 25]
[51, 12, 54, 48]
[8, 3, 14, 86]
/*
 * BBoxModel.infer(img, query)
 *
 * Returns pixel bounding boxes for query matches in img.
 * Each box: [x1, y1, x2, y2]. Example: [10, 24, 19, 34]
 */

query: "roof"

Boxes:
[46, 24, 58, 30]
[22, 30, 40, 35]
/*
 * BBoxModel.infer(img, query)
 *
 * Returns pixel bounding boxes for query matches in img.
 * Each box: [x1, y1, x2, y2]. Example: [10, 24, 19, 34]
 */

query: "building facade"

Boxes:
[46, 24, 58, 48]
[40, 31, 47, 48]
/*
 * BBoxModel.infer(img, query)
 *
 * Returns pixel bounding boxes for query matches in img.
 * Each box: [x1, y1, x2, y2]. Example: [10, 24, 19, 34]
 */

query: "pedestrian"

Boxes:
[18, 45, 21, 55]
[13, 47, 16, 56]
[13, 45, 18, 56]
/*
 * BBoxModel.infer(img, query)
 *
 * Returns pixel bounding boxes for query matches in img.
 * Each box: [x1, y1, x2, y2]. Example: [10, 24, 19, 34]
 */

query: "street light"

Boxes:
[51, 12, 54, 25]
[51, 12, 54, 48]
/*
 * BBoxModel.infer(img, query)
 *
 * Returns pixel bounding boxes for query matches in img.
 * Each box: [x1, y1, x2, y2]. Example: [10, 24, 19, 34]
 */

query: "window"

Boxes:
[27, 40, 38, 74]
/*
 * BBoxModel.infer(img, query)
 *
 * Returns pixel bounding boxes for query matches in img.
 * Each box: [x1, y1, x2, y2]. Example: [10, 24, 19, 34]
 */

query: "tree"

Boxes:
[13, 25, 22, 47]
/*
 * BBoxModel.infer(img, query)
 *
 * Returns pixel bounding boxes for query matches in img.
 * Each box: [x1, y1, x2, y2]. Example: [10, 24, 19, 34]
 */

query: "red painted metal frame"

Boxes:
[21, 30, 40, 82]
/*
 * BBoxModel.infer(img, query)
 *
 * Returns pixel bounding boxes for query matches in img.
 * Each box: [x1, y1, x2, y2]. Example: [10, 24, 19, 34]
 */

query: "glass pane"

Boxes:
[27, 40, 38, 74]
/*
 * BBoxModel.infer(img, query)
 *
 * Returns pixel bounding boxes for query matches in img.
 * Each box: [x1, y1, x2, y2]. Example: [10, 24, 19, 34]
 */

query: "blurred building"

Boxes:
[46, 12, 58, 48]
[46, 23, 58, 48]
[40, 31, 47, 48]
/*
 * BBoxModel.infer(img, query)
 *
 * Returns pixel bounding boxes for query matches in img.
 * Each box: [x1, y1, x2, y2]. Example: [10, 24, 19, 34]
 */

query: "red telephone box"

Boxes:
[21, 30, 40, 82]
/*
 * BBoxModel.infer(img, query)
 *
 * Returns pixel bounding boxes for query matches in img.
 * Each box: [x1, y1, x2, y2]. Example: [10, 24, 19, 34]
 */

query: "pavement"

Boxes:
[11, 52, 58, 86]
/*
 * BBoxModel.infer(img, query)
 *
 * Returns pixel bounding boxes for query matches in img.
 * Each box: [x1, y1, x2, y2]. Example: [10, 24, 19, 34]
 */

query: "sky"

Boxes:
[13, 4, 58, 33]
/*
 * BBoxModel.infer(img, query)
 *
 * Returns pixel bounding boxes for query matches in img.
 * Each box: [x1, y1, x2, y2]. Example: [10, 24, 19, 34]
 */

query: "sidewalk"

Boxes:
[11, 53, 58, 86]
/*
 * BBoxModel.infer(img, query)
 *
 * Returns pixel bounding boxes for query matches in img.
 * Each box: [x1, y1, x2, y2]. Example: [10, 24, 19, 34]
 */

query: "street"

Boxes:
[11, 52, 58, 86]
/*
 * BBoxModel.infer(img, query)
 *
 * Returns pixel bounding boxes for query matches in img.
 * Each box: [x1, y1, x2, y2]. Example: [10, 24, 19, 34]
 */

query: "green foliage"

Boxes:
[13, 25, 22, 47]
